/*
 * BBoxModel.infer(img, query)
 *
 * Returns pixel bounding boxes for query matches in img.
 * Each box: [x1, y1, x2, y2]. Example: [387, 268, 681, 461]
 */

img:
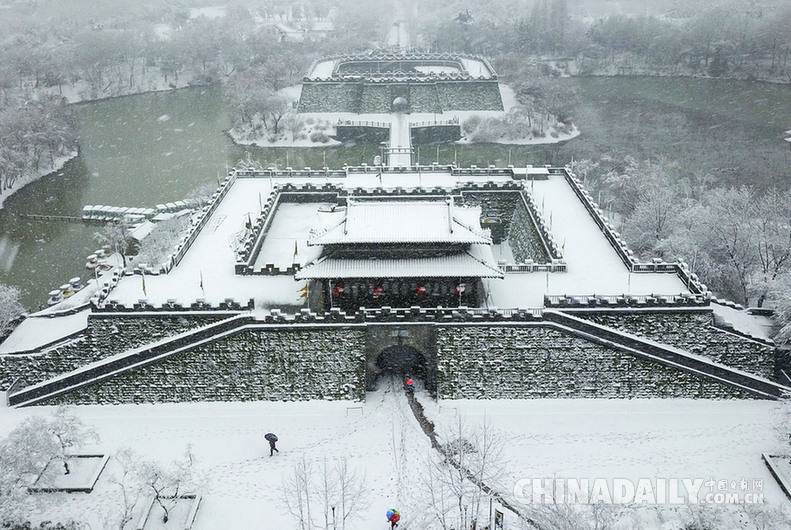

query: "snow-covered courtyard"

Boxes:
[2, 393, 788, 528]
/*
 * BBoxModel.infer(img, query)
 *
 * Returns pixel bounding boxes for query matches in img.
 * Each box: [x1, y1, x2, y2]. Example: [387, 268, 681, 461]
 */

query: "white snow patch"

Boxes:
[0, 396, 786, 529]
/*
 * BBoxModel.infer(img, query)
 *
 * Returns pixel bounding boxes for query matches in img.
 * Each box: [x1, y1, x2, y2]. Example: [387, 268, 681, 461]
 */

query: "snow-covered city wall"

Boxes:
[435, 324, 750, 399]
[2, 306, 777, 405]
[572, 310, 775, 379]
[45, 326, 367, 405]
[0, 312, 237, 391]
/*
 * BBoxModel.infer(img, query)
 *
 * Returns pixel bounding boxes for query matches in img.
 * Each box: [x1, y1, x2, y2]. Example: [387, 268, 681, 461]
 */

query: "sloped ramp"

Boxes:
[543, 310, 789, 400]
[8, 314, 255, 407]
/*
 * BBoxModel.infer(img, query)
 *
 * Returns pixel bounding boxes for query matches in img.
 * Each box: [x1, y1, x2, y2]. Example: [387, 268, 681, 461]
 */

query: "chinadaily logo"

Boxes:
[513, 478, 764, 505]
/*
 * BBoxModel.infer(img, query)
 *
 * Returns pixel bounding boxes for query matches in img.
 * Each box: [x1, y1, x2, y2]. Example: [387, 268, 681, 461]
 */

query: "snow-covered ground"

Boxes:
[95, 171, 690, 312]
[230, 83, 578, 149]
[460, 57, 493, 79]
[0, 168, 698, 353]
[2, 394, 787, 528]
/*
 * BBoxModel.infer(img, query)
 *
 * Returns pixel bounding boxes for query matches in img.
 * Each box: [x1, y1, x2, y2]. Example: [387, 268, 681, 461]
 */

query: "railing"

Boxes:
[304, 52, 497, 81]
[503, 262, 566, 273]
[95, 298, 255, 312]
[409, 117, 460, 128]
[280, 305, 545, 323]
[336, 119, 391, 129]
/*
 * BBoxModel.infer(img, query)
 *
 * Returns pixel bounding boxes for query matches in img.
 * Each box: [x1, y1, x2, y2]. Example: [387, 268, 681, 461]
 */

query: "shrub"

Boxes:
[310, 131, 330, 143]
[462, 115, 482, 136]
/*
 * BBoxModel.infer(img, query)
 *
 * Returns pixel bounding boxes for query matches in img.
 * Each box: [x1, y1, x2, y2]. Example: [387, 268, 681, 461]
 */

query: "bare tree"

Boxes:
[49, 405, 100, 475]
[138, 445, 198, 524]
[281, 456, 314, 530]
[101, 447, 145, 530]
[417, 416, 506, 530]
[334, 457, 367, 530]
[280, 455, 367, 530]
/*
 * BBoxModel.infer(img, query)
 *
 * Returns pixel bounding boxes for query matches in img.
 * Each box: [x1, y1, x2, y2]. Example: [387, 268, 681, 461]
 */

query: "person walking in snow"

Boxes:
[265, 432, 279, 456]
[387, 509, 400, 528]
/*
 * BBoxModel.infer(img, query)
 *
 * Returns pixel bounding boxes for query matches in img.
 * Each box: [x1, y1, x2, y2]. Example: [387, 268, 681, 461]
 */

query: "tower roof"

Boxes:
[295, 244, 504, 279]
[308, 200, 491, 246]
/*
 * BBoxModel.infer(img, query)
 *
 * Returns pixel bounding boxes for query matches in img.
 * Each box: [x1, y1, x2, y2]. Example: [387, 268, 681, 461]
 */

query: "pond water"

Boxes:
[1, 77, 790, 309]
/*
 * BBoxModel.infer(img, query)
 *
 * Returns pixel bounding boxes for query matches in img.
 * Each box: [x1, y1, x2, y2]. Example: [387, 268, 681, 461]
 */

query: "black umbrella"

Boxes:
[264, 433, 278, 442]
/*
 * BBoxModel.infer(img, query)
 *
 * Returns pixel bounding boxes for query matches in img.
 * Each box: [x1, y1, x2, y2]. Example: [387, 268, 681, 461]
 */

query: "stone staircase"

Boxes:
[7, 314, 255, 407]
[544, 310, 790, 399]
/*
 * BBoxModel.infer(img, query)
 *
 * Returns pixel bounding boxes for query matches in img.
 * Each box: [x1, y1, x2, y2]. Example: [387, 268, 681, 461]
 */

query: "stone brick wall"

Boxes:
[435, 325, 748, 399]
[460, 191, 524, 240]
[0, 313, 233, 390]
[569, 310, 775, 379]
[4, 308, 768, 404]
[47, 327, 366, 405]
[508, 199, 551, 264]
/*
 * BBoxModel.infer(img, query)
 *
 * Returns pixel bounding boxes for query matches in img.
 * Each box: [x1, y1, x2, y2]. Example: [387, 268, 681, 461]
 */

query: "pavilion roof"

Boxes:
[295, 244, 504, 280]
[307, 200, 491, 246]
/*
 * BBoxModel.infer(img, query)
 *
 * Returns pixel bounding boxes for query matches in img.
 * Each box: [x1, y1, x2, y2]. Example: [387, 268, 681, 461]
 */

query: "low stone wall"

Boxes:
[334, 125, 390, 144]
[46, 327, 367, 405]
[410, 124, 461, 144]
[435, 324, 748, 399]
[569, 309, 775, 379]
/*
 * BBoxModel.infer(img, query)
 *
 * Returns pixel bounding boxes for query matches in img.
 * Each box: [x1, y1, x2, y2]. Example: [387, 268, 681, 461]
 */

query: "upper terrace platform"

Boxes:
[98, 165, 698, 312]
[306, 52, 497, 81]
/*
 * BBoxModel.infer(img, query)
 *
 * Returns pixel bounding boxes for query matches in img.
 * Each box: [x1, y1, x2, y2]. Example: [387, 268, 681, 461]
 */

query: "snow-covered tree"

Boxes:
[134, 216, 190, 271]
[0, 417, 59, 522]
[138, 445, 199, 524]
[0, 283, 24, 336]
[0, 407, 98, 524]
[49, 405, 99, 475]
[93, 218, 136, 268]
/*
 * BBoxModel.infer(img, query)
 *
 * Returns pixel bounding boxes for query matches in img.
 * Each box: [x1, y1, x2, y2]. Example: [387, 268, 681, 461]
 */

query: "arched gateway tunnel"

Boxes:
[365, 324, 437, 395]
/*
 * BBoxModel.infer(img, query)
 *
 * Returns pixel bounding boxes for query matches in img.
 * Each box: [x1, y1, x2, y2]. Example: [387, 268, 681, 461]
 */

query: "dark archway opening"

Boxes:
[375, 345, 427, 388]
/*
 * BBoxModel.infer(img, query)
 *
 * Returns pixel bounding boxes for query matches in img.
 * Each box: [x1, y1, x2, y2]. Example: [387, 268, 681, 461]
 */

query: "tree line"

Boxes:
[576, 156, 791, 326]
[420, 0, 791, 82]
[0, 96, 78, 195]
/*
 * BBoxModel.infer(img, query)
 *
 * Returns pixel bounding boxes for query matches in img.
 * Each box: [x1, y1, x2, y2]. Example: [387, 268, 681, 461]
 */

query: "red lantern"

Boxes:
[373, 285, 384, 296]
[333, 284, 345, 296]
[455, 283, 466, 294]
[416, 285, 427, 295]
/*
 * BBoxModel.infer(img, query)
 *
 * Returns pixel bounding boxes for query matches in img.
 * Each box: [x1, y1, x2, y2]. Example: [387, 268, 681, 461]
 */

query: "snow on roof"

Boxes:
[129, 220, 156, 241]
[295, 244, 504, 279]
[308, 200, 491, 245]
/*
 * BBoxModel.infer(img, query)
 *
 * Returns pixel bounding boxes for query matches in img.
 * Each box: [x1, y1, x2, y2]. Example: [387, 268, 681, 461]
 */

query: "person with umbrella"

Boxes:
[265, 432, 279, 456]
[386, 508, 400, 528]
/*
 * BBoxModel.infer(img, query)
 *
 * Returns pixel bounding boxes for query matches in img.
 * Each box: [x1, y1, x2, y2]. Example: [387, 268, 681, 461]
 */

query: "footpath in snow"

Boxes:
[1, 395, 788, 528]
